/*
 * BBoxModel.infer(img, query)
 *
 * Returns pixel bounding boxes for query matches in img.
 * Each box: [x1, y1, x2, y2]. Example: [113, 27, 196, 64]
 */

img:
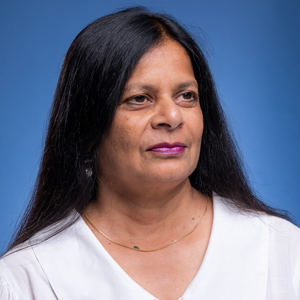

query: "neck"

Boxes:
[84, 178, 208, 249]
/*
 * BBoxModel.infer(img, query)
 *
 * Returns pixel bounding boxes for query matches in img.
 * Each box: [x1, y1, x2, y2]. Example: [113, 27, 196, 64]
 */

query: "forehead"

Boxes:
[123, 39, 197, 92]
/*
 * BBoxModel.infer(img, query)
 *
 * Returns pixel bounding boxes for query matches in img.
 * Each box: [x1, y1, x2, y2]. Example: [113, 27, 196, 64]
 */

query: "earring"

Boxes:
[85, 159, 93, 177]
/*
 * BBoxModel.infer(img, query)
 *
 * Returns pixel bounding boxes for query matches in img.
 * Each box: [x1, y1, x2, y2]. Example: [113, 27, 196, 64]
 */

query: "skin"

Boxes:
[84, 39, 213, 300]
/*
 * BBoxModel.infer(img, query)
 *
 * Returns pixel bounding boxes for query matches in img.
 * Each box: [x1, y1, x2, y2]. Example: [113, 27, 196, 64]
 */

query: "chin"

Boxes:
[146, 169, 194, 184]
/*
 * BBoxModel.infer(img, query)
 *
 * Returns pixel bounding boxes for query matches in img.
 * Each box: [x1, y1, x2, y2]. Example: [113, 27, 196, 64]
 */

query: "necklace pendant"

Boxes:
[133, 246, 139, 249]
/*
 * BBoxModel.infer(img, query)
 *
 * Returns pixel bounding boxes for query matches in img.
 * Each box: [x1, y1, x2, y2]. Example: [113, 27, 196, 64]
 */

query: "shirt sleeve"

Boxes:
[0, 272, 20, 300]
[266, 216, 300, 300]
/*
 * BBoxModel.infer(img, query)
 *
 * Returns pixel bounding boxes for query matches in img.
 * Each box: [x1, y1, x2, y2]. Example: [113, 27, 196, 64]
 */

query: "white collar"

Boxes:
[33, 195, 269, 300]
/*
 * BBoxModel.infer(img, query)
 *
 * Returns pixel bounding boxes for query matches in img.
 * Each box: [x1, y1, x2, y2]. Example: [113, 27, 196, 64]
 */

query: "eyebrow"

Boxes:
[123, 81, 198, 93]
[176, 81, 198, 90]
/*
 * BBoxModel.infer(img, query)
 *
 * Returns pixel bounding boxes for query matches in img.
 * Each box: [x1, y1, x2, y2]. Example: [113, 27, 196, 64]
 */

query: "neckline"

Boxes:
[79, 194, 218, 300]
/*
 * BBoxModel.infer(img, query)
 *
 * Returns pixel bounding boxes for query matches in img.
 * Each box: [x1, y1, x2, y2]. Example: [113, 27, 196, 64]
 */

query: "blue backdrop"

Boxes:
[1, 0, 299, 254]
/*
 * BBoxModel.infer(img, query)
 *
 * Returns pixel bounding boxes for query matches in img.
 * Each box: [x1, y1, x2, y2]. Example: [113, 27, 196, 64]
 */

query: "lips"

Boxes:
[147, 143, 186, 155]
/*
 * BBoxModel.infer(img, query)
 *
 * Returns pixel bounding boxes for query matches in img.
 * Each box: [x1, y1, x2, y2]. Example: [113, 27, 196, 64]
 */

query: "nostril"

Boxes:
[158, 122, 169, 127]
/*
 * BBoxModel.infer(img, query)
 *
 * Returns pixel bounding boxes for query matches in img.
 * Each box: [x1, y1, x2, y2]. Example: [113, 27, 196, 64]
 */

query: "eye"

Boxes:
[124, 94, 151, 107]
[132, 95, 147, 103]
[176, 91, 198, 106]
[181, 92, 194, 100]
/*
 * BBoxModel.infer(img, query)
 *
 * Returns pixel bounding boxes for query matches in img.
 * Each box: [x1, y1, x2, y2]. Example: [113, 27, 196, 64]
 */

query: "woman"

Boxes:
[0, 7, 299, 300]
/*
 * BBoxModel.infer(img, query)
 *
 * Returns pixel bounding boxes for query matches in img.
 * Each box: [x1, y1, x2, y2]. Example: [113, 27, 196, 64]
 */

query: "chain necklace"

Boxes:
[83, 196, 210, 252]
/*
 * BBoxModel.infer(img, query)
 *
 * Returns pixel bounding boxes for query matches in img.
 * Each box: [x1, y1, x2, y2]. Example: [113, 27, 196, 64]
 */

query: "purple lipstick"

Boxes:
[147, 142, 186, 155]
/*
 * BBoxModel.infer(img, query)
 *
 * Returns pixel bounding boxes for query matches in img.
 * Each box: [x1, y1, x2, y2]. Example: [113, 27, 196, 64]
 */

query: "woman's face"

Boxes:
[98, 39, 203, 188]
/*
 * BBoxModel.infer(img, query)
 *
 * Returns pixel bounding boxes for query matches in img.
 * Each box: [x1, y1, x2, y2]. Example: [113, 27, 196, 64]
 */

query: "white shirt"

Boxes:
[0, 195, 300, 300]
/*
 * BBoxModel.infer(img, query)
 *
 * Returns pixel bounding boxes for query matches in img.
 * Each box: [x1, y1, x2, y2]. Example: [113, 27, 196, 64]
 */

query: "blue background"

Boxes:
[1, 0, 299, 254]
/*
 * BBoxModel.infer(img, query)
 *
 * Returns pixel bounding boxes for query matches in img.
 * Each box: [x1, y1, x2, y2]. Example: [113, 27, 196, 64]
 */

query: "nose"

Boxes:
[151, 97, 184, 130]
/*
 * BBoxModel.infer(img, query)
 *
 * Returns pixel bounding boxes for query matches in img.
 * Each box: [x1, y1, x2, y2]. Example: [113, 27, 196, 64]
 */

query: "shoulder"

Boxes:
[213, 194, 300, 298]
[213, 194, 300, 265]
[260, 213, 300, 273]
[0, 214, 82, 300]
[260, 213, 300, 298]
[0, 269, 20, 300]
[213, 193, 300, 241]
[265, 213, 300, 248]
[0, 244, 44, 299]
[0, 239, 54, 299]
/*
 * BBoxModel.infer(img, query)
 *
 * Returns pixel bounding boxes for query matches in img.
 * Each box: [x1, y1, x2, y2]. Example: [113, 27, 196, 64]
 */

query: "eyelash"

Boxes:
[128, 95, 149, 105]
[178, 92, 198, 102]
[124, 91, 198, 106]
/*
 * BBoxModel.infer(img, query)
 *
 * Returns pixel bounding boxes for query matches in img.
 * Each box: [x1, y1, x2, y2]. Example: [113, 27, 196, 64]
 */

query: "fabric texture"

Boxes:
[0, 195, 299, 300]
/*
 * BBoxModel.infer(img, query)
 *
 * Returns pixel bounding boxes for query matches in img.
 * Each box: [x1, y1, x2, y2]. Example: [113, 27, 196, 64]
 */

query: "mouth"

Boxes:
[146, 142, 186, 155]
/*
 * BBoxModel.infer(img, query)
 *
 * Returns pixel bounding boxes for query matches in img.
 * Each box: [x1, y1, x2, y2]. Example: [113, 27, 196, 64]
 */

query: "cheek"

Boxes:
[189, 109, 204, 143]
[103, 119, 140, 161]
[189, 112, 203, 171]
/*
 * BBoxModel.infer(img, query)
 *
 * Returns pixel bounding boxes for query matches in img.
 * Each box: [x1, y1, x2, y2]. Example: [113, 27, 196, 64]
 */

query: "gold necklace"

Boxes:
[83, 196, 210, 252]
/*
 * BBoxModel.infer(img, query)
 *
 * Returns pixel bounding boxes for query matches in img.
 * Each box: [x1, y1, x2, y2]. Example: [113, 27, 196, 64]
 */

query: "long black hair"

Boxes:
[8, 7, 290, 250]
